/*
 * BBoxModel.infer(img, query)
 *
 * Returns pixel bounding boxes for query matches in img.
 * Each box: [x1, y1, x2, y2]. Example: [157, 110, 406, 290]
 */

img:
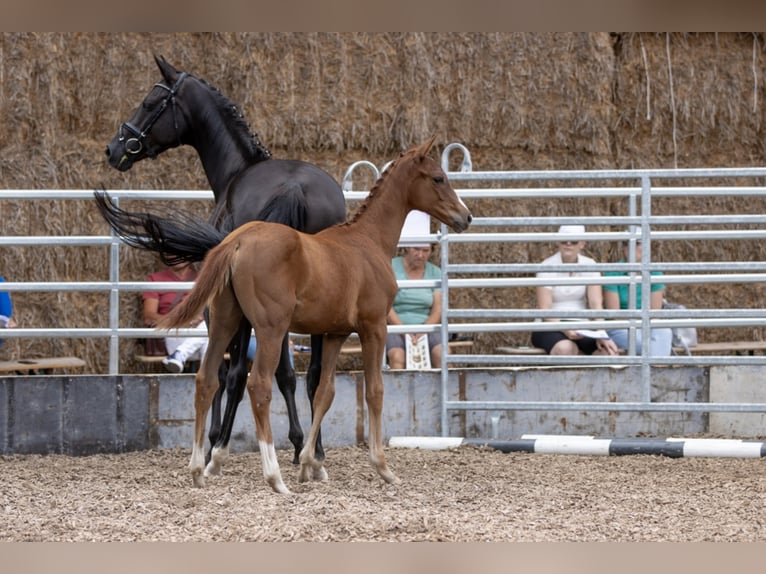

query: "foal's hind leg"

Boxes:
[246, 330, 291, 494]
[205, 318, 251, 477]
[189, 292, 242, 487]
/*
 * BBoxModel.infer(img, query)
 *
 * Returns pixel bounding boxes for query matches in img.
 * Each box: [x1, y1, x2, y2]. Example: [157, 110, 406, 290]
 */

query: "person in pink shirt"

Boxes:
[142, 260, 208, 372]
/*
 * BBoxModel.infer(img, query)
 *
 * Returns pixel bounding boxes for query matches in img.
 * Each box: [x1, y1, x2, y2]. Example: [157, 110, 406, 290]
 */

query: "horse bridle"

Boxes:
[118, 72, 188, 158]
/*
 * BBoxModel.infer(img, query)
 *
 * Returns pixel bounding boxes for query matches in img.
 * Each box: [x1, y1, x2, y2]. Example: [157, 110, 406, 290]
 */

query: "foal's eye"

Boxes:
[433, 176, 444, 184]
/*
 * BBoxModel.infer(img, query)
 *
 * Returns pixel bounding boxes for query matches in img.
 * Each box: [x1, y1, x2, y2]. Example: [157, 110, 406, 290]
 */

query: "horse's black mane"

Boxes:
[194, 74, 272, 163]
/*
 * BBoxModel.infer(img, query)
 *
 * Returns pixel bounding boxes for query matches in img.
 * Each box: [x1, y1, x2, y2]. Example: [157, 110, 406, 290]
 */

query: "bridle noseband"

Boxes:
[118, 72, 188, 158]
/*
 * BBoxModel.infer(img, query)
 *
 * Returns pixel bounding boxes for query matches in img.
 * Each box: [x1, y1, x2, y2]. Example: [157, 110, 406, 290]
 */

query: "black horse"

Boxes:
[102, 55, 346, 471]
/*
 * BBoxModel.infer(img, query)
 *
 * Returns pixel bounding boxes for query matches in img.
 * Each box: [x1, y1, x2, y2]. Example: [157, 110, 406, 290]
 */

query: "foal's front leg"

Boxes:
[361, 325, 399, 485]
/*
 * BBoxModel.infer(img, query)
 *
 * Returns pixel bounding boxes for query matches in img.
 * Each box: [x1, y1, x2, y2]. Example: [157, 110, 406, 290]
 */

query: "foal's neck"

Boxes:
[348, 166, 414, 257]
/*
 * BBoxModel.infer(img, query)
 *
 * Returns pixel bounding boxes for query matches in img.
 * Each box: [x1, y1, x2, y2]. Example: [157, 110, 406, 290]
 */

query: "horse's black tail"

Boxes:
[93, 190, 226, 266]
[259, 182, 307, 231]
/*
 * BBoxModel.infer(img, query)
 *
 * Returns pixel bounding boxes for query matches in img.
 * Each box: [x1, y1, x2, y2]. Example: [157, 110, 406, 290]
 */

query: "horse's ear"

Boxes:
[154, 54, 178, 83]
[417, 135, 437, 158]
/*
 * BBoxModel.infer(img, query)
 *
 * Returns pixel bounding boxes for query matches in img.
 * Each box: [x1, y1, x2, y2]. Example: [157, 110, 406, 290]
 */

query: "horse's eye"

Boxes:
[433, 176, 444, 184]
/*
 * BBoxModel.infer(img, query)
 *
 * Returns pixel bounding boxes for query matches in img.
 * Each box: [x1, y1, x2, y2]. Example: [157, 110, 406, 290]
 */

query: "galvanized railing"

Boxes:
[3, 144, 766, 430]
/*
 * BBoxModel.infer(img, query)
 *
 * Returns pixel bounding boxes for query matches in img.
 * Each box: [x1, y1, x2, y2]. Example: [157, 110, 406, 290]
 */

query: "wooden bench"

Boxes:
[681, 341, 766, 356]
[0, 356, 86, 375]
[497, 342, 766, 356]
[292, 339, 474, 357]
[134, 352, 231, 372]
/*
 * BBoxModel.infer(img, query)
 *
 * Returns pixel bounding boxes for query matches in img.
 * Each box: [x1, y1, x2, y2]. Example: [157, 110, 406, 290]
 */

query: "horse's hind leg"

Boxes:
[305, 333, 325, 462]
[205, 360, 228, 465]
[299, 334, 345, 483]
[205, 318, 251, 477]
[274, 334, 305, 464]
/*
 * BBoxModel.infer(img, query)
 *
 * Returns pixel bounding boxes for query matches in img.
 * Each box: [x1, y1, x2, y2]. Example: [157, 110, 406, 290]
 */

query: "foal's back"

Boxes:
[228, 221, 397, 334]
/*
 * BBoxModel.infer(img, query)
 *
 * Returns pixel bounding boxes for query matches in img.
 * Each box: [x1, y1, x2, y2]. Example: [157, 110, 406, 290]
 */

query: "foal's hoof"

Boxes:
[380, 469, 400, 485]
[191, 472, 207, 488]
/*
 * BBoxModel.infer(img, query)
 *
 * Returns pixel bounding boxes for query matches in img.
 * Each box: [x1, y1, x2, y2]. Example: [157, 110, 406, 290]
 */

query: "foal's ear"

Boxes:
[416, 135, 437, 157]
[154, 54, 179, 83]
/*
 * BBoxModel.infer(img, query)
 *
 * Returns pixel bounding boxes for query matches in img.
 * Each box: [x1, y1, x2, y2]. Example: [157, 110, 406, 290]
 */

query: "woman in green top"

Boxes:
[386, 245, 443, 369]
[603, 240, 672, 356]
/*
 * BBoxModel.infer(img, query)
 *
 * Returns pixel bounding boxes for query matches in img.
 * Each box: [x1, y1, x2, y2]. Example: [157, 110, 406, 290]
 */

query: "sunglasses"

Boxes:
[558, 240, 579, 245]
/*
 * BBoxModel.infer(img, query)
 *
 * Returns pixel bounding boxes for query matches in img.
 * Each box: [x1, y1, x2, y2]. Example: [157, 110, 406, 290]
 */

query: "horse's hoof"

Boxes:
[204, 461, 222, 477]
[313, 466, 328, 482]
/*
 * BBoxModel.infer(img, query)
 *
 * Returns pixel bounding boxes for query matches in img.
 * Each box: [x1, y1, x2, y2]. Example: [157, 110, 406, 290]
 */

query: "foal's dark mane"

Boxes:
[194, 74, 272, 164]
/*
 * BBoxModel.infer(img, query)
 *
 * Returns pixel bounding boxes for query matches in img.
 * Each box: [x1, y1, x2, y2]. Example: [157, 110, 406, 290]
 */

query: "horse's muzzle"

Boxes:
[105, 141, 134, 171]
[451, 212, 473, 233]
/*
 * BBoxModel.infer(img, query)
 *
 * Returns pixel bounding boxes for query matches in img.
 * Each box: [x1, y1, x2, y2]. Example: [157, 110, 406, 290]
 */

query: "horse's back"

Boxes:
[231, 159, 346, 233]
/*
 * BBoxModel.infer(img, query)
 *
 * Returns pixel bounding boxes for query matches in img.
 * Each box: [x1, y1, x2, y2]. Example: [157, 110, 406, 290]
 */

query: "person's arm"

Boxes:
[143, 297, 162, 327]
[588, 284, 619, 354]
[387, 307, 403, 325]
[603, 288, 620, 310]
[650, 288, 665, 310]
[587, 284, 605, 314]
[536, 286, 554, 319]
[423, 290, 442, 325]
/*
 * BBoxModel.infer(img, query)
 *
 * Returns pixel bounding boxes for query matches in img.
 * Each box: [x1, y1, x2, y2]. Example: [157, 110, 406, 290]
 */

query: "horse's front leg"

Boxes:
[274, 333, 304, 464]
[360, 324, 399, 485]
[205, 319, 251, 477]
[246, 332, 290, 494]
[299, 333, 346, 483]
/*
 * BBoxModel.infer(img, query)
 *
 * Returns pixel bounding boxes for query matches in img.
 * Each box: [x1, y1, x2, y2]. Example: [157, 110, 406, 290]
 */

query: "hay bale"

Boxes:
[1, 32, 766, 368]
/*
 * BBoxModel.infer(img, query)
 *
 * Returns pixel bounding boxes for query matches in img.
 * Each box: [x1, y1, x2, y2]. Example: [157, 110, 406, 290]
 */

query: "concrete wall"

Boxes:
[1, 366, 764, 456]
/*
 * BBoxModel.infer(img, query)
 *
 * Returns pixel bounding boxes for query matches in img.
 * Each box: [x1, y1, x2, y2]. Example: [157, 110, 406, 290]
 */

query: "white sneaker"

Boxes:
[162, 350, 184, 373]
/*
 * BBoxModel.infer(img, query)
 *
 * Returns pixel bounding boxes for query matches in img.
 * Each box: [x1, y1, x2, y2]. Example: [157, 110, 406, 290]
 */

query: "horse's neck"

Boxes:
[351, 181, 411, 257]
[185, 89, 257, 198]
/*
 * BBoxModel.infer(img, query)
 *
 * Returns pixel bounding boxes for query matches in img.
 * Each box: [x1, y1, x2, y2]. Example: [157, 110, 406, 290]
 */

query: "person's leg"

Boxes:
[164, 321, 207, 372]
[649, 327, 674, 356]
[607, 328, 643, 354]
[428, 330, 443, 368]
[532, 331, 581, 355]
[386, 333, 406, 369]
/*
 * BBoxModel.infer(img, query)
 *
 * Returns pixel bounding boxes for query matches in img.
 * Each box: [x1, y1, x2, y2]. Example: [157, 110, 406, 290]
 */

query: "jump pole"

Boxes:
[388, 434, 766, 458]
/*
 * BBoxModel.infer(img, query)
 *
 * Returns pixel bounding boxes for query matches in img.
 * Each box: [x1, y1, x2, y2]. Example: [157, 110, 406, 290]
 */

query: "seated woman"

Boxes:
[143, 260, 208, 373]
[603, 238, 673, 356]
[532, 225, 619, 356]
[386, 244, 443, 369]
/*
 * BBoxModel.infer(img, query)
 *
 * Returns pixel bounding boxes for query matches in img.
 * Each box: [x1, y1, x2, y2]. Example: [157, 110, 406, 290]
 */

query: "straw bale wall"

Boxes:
[1, 33, 765, 371]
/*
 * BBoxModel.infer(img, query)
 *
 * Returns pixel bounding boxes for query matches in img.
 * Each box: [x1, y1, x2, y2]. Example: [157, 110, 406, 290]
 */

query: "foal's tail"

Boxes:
[157, 237, 238, 330]
[93, 190, 226, 266]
